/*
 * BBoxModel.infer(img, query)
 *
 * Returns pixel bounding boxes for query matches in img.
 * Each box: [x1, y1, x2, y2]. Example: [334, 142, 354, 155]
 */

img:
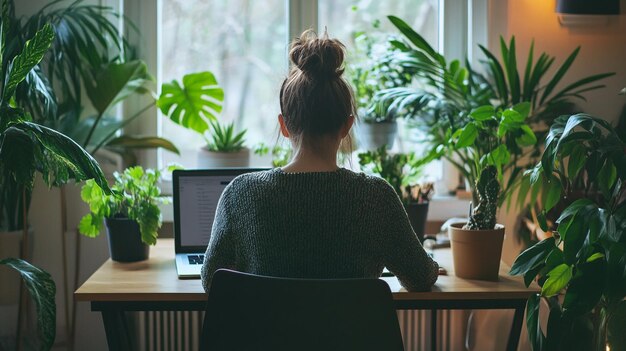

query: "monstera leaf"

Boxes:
[0, 258, 56, 351]
[157, 71, 224, 134]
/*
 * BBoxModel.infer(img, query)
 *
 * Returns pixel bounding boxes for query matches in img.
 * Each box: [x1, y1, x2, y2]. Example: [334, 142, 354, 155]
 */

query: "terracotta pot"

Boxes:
[404, 202, 429, 241]
[105, 217, 149, 262]
[198, 147, 250, 169]
[357, 120, 398, 150]
[448, 223, 505, 281]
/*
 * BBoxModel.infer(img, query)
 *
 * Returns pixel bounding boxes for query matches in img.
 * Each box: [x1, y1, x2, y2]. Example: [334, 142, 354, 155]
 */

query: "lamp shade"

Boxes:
[556, 0, 620, 15]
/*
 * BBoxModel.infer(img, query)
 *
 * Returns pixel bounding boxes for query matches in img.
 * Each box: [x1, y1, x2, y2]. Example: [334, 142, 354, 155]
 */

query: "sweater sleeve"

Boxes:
[201, 185, 238, 292]
[375, 179, 438, 291]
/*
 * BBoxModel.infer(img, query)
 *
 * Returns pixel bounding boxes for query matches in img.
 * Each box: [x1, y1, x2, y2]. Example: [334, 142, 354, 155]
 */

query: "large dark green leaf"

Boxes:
[0, 258, 56, 350]
[563, 259, 606, 317]
[387, 16, 443, 66]
[157, 71, 224, 134]
[526, 293, 545, 351]
[541, 263, 572, 297]
[0, 121, 110, 192]
[2, 23, 54, 102]
[84, 60, 153, 116]
[510, 237, 556, 276]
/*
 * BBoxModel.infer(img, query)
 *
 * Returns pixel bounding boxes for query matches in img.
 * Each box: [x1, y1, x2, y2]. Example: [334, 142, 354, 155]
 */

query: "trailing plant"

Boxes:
[79, 166, 171, 245]
[510, 114, 626, 351]
[0, 10, 110, 349]
[464, 166, 499, 230]
[204, 120, 246, 152]
[254, 142, 292, 167]
[358, 145, 432, 205]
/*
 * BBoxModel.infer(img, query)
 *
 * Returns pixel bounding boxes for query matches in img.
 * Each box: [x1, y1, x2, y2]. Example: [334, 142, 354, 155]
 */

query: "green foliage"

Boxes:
[0, 14, 110, 231]
[204, 120, 246, 152]
[254, 142, 292, 167]
[510, 114, 626, 351]
[358, 145, 426, 205]
[464, 166, 499, 230]
[158, 71, 224, 134]
[0, 258, 56, 350]
[379, 16, 612, 213]
[79, 166, 169, 245]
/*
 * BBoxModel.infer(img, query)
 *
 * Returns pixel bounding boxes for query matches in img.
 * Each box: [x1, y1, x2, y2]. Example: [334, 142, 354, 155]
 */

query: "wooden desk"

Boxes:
[76, 239, 538, 351]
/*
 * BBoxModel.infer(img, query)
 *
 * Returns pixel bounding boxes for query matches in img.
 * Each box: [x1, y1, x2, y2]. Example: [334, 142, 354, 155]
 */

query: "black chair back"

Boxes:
[200, 269, 404, 351]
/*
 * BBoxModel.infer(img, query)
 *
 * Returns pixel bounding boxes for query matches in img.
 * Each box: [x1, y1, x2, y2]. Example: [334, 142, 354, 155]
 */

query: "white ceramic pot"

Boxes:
[197, 147, 250, 168]
[357, 120, 398, 150]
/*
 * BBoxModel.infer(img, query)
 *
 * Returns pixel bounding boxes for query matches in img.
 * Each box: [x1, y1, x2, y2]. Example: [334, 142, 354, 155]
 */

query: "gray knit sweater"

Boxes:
[201, 168, 438, 292]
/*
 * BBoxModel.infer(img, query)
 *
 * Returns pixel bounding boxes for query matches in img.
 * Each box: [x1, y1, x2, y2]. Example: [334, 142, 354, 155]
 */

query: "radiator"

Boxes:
[134, 310, 468, 351]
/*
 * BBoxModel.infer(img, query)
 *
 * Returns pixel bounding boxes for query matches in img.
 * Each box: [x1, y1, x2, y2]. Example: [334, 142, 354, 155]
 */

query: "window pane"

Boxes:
[160, 0, 287, 168]
[318, 0, 441, 182]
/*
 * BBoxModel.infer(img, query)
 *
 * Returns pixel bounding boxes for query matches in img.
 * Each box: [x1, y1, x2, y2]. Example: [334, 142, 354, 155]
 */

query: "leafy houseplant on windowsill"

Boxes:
[79, 166, 171, 262]
[358, 145, 433, 241]
[198, 120, 249, 168]
[510, 114, 626, 351]
[438, 103, 536, 280]
[254, 142, 292, 167]
[347, 24, 415, 151]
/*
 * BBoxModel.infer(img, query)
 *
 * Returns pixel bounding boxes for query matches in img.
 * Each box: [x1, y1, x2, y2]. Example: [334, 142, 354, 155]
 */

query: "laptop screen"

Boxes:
[173, 169, 268, 253]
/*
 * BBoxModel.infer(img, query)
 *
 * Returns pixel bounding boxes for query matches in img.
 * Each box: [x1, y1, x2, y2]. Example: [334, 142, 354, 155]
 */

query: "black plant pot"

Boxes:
[404, 202, 429, 242]
[105, 217, 149, 262]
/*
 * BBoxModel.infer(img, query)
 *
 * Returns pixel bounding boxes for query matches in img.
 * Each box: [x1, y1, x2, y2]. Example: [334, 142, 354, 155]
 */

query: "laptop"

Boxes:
[173, 168, 268, 278]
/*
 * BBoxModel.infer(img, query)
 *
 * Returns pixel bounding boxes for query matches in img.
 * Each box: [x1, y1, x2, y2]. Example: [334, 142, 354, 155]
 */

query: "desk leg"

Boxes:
[431, 309, 437, 351]
[101, 308, 132, 351]
[506, 302, 526, 351]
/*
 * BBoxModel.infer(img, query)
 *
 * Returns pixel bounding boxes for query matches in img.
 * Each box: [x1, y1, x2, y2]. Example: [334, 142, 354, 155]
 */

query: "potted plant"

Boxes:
[430, 103, 535, 280]
[378, 15, 614, 206]
[510, 114, 626, 351]
[358, 146, 433, 241]
[79, 166, 170, 262]
[0, 14, 110, 348]
[347, 25, 415, 150]
[198, 120, 249, 168]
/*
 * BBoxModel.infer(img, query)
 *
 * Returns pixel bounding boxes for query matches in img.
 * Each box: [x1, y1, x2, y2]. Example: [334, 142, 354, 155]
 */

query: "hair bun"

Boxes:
[289, 29, 345, 79]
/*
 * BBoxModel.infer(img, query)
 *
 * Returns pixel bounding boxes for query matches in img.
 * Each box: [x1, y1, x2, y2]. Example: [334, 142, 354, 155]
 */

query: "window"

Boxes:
[160, 0, 287, 168]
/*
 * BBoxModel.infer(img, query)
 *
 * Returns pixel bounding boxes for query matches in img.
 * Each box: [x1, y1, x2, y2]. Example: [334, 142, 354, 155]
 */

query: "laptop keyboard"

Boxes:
[187, 254, 205, 265]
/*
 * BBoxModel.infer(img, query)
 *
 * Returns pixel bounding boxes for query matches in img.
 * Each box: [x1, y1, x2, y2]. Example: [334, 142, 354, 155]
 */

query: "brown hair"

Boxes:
[279, 30, 357, 143]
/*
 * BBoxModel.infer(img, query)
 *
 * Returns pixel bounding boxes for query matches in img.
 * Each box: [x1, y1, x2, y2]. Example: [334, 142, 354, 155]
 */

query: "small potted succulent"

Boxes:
[79, 166, 170, 262]
[358, 145, 433, 240]
[198, 120, 249, 168]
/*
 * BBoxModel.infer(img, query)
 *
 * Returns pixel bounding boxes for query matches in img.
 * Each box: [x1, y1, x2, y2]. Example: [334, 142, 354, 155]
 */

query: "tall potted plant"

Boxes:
[79, 166, 170, 262]
[434, 103, 536, 280]
[358, 145, 433, 240]
[510, 114, 626, 351]
[0, 13, 110, 348]
[198, 120, 249, 168]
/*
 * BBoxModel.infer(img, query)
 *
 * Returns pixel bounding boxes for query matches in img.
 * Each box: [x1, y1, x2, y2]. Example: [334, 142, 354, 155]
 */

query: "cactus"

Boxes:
[463, 166, 499, 230]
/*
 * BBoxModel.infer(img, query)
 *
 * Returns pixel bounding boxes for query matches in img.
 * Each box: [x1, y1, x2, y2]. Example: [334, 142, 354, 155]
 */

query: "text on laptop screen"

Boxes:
[178, 175, 237, 247]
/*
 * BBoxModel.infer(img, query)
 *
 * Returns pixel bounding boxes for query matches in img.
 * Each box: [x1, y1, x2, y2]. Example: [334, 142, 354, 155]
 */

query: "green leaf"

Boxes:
[138, 202, 160, 245]
[526, 293, 545, 350]
[567, 144, 587, 180]
[0, 258, 56, 350]
[502, 108, 525, 123]
[512, 101, 531, 118]
[537, 210, 549, 232]
[543, 176, 562, 211]
[510, 237, 556, 276]
[598, 161, 617, 198]
[540, 47, 580, 105]
[78, 213, 102, 238]
[0, 122, 110, 193]
[455, 123, 478, 148]
[387, 16, 444, 66]
[608, 301, 626, 351]
[563, 214, 586, 264]
[2, 23, 55, 102]
[516, 125, 537, 147]
[469, 105, 495, 121]
[563, 259, 605, 317]
[586, 252, 604, 263]
[84, 60, 153, 116]
[106, 136, 180, 154]
[158, 71, 224, 134]
[556, 199, 596, 223]
[541, 263, 572, 296]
